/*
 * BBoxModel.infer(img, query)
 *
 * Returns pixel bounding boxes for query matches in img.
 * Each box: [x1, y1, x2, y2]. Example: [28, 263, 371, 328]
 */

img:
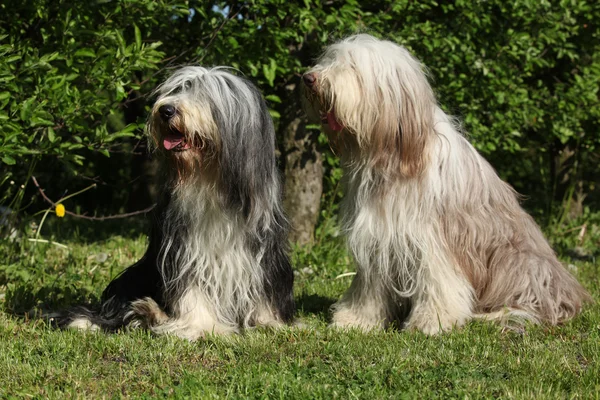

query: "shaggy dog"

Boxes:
[303, 34, 590, 334]
[60, 66, 295, 340]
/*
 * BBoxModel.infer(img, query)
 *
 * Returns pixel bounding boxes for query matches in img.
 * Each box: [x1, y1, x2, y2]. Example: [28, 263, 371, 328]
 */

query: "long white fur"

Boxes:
[136, 67, 283, 339]
[306, 34, 589, 334]
[144, 183, 264, 339]
[64, 66, 291, 339]
[333, 110, 487, 333]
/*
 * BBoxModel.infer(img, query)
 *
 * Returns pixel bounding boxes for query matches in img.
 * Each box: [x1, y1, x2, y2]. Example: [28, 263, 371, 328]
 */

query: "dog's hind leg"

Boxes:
[475, 248, 590, 326]
[53, 254, 163, 332]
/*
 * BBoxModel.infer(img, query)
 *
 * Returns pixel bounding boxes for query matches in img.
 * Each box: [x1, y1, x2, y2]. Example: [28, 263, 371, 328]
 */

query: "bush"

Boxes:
[0, 0, 185, 211]
[1, 0, 598, 235]
[364, 0, 600, 218]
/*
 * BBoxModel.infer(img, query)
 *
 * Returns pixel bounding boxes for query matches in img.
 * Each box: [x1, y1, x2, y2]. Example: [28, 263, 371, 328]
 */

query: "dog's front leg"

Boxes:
[404, 250, 474, 335]
[330, 271, 391, 330]
[129, 289, 237, 341]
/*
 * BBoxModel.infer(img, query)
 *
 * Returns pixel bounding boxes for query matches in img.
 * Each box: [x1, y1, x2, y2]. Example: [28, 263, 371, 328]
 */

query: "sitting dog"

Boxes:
[60, 66, 295, 340]
[303, 34, 590, 334]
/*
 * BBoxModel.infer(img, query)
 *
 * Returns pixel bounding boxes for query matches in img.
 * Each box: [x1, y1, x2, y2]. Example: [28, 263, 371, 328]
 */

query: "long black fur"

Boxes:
[56, 67, 295, 332]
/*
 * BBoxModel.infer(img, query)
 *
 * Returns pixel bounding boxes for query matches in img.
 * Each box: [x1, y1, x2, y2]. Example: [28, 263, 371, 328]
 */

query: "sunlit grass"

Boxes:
[0, 219, 598, 398]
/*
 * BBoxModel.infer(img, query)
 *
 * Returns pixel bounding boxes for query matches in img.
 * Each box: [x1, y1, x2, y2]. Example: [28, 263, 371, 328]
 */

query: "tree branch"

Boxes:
[32, 176, 155, 221]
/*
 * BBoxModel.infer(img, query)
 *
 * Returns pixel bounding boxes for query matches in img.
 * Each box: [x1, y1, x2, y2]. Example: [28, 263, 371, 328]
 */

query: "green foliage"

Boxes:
[181, 0, 600, 220]
[0, 1, 173, 166]
[0, 0, 188, 214]
[0, 0, 598, 228]
[191, 0, 363, 88]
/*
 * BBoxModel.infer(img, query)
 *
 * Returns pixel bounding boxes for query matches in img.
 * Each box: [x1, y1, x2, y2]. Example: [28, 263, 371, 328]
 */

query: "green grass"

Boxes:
[0, 220, 599, 399]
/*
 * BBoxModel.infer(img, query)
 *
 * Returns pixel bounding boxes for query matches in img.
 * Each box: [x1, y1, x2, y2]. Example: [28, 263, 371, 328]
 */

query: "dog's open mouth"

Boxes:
[163, 128, 191, 151]
[304, 79, 344, 132]
[321, 109, 344, 132]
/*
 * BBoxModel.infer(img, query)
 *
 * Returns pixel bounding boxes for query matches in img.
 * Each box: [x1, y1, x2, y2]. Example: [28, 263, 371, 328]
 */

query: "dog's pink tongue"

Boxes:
[327, 112, 343, 132]
[163, 135, 184, 150]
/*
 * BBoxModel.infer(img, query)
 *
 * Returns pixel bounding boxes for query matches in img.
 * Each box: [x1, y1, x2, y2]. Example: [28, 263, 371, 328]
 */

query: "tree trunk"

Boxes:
[280, 90, 323, 246]
[553, 143, 586, 220]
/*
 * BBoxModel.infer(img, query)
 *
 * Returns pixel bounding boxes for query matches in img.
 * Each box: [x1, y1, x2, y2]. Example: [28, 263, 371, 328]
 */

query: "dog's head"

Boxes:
[147, 67, 279, 222]
[303, 34, 436, 178]
[148, 67, 223, 180]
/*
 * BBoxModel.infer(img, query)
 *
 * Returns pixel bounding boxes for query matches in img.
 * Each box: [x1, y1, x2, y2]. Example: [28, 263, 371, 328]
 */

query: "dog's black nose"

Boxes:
[159, 104, 176, 120]
[303, 73, 316, 88]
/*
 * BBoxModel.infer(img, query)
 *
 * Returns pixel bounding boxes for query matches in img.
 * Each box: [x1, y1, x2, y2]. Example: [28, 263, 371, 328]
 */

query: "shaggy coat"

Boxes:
[61, 67, 295, 340]
[303, 34, 590, 334]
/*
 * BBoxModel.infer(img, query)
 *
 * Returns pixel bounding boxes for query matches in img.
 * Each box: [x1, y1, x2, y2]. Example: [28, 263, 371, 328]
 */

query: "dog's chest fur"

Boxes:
[341, 166, 433, 297]
[159, 182, 263, 321]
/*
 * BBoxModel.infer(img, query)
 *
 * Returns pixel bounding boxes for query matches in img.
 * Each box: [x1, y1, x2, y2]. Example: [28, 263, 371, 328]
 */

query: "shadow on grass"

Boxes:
[296, 293, 336, 321]
[39, 215, 150, 243]
[3, 282, 100, 317]
[7, 286, 340, 328]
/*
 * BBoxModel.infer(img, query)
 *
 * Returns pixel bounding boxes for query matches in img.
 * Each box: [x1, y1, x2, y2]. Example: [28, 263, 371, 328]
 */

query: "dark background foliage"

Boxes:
[1, 0, 599, 244]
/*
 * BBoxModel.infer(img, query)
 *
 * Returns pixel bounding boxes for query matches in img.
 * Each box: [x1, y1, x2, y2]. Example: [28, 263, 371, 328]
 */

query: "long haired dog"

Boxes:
[61, 66, 295, 340]
[303, 34, 590, 334]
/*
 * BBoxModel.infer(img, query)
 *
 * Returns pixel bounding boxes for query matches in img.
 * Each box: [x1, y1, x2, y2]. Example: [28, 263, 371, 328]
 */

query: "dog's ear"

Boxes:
[397, 84, 433, 178]
[145, 113, 160, 152]
[213, 76, 278, 226]
[370, 80, 434, 179]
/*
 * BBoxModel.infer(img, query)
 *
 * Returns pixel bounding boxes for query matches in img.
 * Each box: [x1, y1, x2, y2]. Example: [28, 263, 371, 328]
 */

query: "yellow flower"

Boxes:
[55, 203, 65, 218]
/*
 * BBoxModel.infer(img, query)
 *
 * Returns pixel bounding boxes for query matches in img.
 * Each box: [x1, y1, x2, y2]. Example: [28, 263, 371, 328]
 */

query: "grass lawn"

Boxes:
[0, 219, 599, 399]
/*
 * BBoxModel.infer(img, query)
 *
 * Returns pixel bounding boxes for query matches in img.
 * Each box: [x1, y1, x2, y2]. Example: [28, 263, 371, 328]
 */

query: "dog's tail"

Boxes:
[47, 300, 131, 332]
[473, 308, 541, 331]
[48, 257, 165, 332]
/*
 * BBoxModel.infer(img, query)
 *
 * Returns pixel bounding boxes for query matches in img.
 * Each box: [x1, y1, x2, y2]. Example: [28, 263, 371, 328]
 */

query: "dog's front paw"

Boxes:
[404, 312, 468, 335]
[330, 308, 385, 331]
[127, 297, 169, 328]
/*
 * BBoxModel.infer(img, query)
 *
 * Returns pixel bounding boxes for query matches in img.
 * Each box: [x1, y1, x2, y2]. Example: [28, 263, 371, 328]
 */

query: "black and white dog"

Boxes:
[61, 67, 295, 340]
